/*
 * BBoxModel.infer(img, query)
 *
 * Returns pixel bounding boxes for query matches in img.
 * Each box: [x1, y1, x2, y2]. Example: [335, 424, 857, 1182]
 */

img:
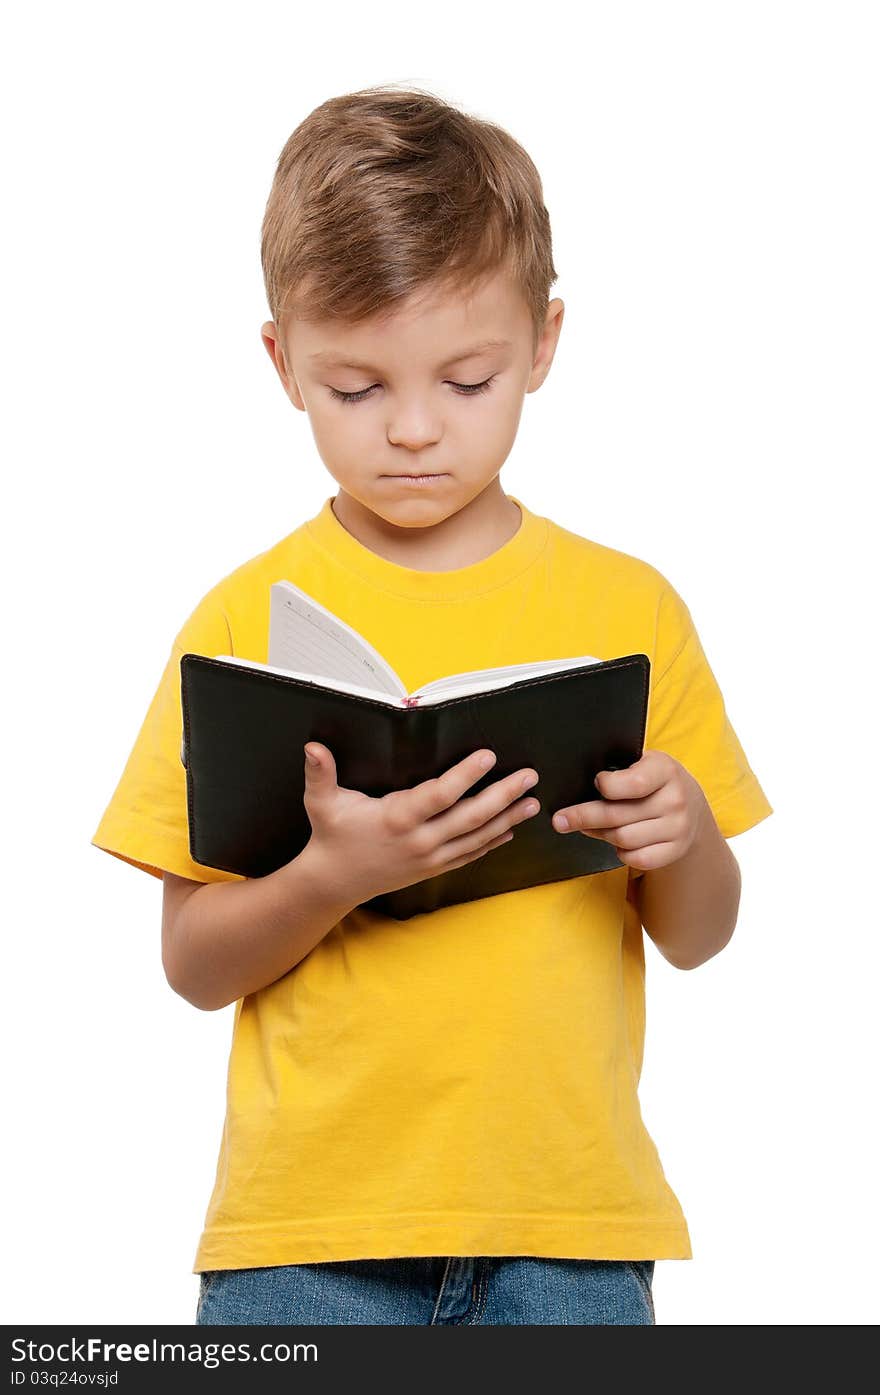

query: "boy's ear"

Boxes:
[261, 321, 286, 376]
[261, 322, 305, 411]
[526, 297, 565, 395]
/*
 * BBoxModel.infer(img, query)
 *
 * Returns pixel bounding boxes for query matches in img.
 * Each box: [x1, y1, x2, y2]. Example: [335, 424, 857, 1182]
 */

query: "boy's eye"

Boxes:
[328, 377, 496, 405]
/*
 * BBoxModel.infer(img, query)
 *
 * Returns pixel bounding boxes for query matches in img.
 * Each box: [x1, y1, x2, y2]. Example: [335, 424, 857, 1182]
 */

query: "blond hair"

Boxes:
[261, 84, 558, 362]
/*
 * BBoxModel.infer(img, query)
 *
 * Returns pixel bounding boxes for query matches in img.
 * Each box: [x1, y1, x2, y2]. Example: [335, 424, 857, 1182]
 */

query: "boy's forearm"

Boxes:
[635, 805, 742, 970]
[168, 843, 359, 1011]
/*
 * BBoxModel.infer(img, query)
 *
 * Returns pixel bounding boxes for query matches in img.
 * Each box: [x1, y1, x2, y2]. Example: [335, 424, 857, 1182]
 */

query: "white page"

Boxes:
[268, 580, 405, 698]
[208, 650, 603, 709]
[212, 655, 405, 706]
[414, 653, 601, 698]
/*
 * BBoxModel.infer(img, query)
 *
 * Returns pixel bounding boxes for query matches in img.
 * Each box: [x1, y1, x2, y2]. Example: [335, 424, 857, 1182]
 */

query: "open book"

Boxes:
[180, 580, 650, 918]
[209, 580, 604, 704]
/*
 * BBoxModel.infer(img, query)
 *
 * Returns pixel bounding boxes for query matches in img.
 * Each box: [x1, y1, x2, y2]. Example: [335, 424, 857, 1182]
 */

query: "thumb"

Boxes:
[304, 742, 336, 784]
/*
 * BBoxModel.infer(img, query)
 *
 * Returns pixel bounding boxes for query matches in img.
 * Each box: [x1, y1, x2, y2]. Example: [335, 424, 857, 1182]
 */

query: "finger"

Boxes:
[553, 802, 600, 833]
[429, 763, 541, 847]
[560, 821, 647, 858]
[553, 797, 666, 833]
[587, 819, 673, 863]
[615, 840, 679, 871]
[442, 825, 516, 873]
[404, 748, 499, 822]
[606, 818, 672, 852]
[409, 750, 538, 829]
[570, 826, 650, 848]
[439, 785, 541, 861]
[552, 792, 666, 831]
[594, 751, 667, 801]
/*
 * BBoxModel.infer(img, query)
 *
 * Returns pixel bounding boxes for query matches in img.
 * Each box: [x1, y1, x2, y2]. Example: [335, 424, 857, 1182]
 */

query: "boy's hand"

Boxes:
[299, 743, 542, 906]
[551, 750, 710, 871]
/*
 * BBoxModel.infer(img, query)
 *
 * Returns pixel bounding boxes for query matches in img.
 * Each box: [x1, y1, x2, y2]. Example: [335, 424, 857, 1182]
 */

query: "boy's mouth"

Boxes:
[382, 473, 448, 482]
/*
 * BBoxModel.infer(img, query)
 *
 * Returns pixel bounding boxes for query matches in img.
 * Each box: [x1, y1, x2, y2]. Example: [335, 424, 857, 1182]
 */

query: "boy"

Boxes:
[91, 85, 772, 1326]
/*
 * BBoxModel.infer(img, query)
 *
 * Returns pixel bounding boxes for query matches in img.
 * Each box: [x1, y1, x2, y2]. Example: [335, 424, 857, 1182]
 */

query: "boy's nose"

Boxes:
[386, 415, 442, 450]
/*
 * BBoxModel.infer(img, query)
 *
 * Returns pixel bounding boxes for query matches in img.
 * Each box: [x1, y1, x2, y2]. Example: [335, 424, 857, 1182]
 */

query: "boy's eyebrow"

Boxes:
[307, 338, 513, 371]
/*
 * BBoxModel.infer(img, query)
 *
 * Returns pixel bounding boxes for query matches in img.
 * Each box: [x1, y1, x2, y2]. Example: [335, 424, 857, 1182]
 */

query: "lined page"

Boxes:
[211, 656, 403, 706]
[268, 581, 405, 698]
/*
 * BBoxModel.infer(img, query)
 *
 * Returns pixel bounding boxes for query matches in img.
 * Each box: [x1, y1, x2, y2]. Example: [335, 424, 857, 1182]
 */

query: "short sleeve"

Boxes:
[640, 581, 773, 853]
[90, 585, 247, 885]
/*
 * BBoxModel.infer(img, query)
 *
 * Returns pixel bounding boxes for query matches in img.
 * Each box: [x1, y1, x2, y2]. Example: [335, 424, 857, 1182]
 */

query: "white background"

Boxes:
[3, 0, 877, 1327]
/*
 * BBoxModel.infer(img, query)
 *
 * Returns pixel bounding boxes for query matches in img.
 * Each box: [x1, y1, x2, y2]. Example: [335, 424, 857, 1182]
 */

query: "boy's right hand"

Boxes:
[299, 743, 541, 907]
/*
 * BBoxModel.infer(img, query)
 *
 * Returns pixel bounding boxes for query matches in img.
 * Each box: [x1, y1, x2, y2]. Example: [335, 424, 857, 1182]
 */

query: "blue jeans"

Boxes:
[196, 1255, 656, 1325]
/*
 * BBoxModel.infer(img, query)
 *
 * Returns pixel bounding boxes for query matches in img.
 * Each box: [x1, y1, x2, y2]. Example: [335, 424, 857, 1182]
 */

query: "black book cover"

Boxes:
[179, 652, 650, 919]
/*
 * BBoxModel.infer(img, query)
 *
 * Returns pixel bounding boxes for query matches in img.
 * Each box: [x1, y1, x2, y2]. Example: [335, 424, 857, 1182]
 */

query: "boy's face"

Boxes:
[262, 267, 564, 534]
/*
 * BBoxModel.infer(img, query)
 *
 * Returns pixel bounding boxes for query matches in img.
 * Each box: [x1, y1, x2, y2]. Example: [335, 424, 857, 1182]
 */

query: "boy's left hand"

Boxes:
[551, 750, 710, 871]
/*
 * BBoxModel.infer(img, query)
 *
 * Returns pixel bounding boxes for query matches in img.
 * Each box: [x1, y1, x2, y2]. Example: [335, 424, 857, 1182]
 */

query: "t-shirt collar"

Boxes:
[303, 492, 549, 602]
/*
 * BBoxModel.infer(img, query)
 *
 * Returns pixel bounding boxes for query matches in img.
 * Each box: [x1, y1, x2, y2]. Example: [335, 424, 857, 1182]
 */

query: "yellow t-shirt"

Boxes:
[91, 494, 773, 1270]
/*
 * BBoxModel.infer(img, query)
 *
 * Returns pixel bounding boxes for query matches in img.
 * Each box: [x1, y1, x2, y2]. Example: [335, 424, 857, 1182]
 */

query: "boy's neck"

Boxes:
[330, 482, 522, 572]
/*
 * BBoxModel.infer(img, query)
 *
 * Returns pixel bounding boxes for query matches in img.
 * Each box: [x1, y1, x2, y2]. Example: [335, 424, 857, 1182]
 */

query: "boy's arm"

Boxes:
[552, 751, 746, 971]
[633, 805, 742, 971]
[162, 844, 358, 1011]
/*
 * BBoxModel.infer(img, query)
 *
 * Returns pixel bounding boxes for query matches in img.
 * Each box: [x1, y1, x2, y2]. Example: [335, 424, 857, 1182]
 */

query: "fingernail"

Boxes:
[554, 813, 570, 831]
[521, 772, 538, 790]
[480, 752, 496, 770]
[305, 749, 319, 765]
